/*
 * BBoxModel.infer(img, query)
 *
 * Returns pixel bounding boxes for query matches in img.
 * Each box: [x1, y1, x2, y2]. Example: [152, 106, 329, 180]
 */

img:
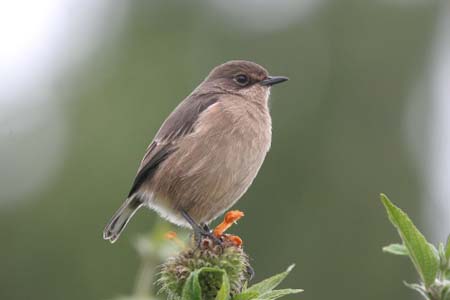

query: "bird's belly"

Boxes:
[148, 125, 270, 225]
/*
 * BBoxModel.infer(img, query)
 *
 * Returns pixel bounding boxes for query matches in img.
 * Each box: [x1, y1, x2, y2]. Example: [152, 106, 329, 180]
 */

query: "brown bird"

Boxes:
[103, 60, 288, 243]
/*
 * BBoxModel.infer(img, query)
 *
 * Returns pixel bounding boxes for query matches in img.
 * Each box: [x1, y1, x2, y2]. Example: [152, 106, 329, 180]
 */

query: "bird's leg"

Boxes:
[180, 209, 203, 242]
[180, 210, 221, 245]
[201, 222, 211, 233]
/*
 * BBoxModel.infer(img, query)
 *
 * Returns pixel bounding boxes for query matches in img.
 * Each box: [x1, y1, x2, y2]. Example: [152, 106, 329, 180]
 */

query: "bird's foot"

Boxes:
[213, 210, 245, 247]
[180, 210, 222, 245]
[181, 209, 245, 247]
[198, 229, 222, 245]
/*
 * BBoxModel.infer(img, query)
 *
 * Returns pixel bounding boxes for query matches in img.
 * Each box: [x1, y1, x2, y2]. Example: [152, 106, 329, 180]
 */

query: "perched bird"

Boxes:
[103, 60, 288, 243]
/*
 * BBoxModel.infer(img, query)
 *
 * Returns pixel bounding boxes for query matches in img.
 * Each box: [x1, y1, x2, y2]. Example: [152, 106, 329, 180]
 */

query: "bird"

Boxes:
[103, 60, 288, 243]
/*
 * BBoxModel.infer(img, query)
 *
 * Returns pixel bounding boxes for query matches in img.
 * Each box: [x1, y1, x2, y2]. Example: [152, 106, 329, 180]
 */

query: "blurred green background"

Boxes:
[1, 1, 449, 300]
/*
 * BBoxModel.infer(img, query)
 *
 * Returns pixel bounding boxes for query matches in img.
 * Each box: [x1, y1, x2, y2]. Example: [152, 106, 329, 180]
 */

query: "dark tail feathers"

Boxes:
[103, 197, 143, 243]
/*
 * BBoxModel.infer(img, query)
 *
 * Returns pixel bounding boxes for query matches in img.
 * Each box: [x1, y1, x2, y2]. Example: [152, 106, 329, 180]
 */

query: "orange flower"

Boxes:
[165, 231, 177, 240]
[224, 234, 243, 247]
[213, 210, 245, 246]
[164, 230, 185, 249]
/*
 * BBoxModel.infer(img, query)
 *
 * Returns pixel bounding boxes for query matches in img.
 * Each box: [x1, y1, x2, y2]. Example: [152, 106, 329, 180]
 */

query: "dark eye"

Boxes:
[234, 74, 250, 86]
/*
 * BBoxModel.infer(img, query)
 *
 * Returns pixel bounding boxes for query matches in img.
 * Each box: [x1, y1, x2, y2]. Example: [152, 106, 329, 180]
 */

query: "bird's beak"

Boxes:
[260, 76, 289, 86]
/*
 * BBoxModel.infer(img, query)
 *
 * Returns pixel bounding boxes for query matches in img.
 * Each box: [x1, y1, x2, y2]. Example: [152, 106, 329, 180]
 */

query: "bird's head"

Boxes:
[203, 60, 288, 105]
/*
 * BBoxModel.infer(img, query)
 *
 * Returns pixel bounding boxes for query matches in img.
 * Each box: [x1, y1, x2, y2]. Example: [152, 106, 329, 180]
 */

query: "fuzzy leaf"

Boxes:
[213, 270, 230, 300]
[182, 271, 202, 300]
[381, 194, 439, 287]
[446, 235, 450, 261]
[442, 285, 450, 300]
[233, 291, 259, 300]
[403, 282, 428, 299]
[246, 265, 295, 295]
[255, 289, 303, 300]
[439, 243, 449, 271]
[182, 267, 230, 300]
[383, 243, 409, 256]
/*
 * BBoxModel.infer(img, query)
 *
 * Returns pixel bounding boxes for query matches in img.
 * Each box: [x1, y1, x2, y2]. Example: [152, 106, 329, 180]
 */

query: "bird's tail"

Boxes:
[103, 196, 143, 243]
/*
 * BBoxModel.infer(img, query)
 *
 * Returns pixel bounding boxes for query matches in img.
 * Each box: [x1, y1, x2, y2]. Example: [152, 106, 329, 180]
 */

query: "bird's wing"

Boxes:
[127, 93, 221, 197]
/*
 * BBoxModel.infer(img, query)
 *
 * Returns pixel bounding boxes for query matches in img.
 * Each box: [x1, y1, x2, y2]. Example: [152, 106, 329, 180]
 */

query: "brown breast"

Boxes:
[147, 97, 272, 223]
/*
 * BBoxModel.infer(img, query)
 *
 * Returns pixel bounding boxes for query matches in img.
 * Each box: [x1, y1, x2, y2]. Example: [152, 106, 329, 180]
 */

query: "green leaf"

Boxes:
[439, 243, 449, 271]
[213, 270, 230, 300]
[381, 194, 439, 287]
[182, 271, 202, 300]
[246, 265, 295, 295]
[181, 267, 230, 300]
[234, 265, 301, 300]
[255, 289, 303, 300]
[441, 285, 450, 300]
[382, 243, 409, 256]
[232, 291, 259, 300]
[446, 235, 450, 261]
[403, 282, 428, 300]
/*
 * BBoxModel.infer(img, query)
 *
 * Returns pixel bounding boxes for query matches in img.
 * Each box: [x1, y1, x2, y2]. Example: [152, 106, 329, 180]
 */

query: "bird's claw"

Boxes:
[181, 209, 245, 248]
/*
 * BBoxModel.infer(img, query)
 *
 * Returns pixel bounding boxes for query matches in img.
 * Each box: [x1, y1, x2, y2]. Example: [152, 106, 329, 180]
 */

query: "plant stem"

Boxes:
[134, 256, 156, 297]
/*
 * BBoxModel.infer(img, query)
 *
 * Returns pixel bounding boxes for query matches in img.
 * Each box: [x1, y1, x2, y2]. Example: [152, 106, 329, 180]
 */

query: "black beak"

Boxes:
[260, 76, 289, 86]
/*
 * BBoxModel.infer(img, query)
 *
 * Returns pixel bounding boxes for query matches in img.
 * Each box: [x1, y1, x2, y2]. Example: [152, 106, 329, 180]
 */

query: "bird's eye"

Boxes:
[234, 74, 250, 86]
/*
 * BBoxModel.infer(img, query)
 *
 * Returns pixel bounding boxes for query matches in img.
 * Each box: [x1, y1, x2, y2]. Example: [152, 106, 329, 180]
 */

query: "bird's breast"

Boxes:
[147, 101, 272, 224]
[190, 101, 272, 195]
